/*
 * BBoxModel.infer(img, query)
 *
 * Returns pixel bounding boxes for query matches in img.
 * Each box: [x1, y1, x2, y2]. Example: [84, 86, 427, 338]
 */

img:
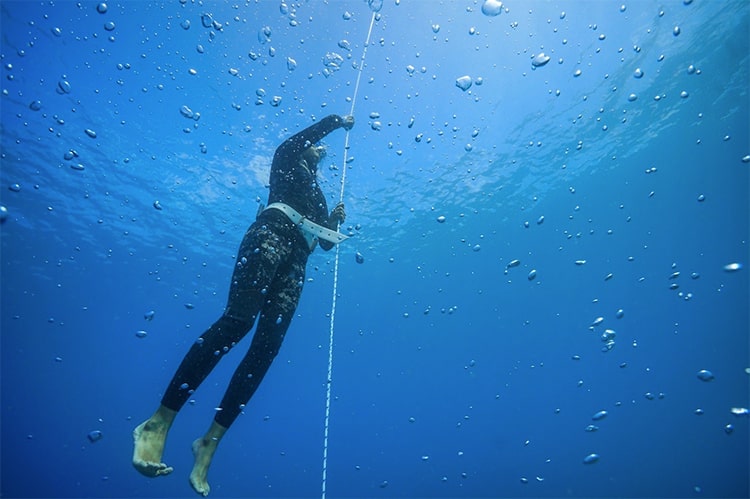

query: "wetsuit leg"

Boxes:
[214, 252, 306, 428]
[161, 223, 286, 413]
[160, 314, 252, 412]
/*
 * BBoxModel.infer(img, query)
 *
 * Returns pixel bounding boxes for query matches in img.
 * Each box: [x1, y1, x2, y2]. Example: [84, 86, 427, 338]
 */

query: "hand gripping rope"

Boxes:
[321, 8, 378, 499]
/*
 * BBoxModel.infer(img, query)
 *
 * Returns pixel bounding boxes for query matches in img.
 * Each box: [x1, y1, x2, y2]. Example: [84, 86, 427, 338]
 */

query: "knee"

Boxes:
[200, 314, 254, 348]
[255, 322, 287, 359]
[220, 312, 255, 332]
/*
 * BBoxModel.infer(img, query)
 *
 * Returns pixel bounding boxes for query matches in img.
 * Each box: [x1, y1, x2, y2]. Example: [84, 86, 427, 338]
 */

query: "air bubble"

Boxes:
[368, 0, 383, 13]
[88, 430, 104, 442]
[583, 453, 600, 464]
[481, 0, 503, 16]
[180, 105, 194, 119]
[531, 53, 550, 68]
[591, 410, 608, 421]
[57, 79, 72, 94]
[455, 76, 472, 91]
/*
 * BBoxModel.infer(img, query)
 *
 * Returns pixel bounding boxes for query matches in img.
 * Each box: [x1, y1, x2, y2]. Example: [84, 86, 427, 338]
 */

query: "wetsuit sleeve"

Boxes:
[273, 114, 345, 163]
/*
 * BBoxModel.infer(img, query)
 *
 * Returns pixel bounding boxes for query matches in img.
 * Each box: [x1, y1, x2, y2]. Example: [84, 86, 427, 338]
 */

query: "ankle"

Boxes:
[152, 405, 177, 426]
[205, 421, 228, 442]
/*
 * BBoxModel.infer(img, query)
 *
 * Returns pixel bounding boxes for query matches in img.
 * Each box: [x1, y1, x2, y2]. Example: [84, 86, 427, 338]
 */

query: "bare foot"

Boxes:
[132, 415, 174, 477]
[189, 421, 227, 497]
[189, 437, 217, 497]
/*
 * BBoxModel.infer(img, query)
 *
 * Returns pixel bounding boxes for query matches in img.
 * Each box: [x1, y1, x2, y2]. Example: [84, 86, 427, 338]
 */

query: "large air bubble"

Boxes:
[481, 0, 503, 17]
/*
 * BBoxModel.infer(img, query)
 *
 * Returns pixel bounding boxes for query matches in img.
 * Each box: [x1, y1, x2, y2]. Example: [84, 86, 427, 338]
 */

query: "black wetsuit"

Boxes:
[161, 114, 347, 428]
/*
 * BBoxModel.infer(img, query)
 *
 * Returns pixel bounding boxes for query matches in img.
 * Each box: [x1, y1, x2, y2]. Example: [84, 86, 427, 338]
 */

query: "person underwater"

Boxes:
[132, 113, 355, 496]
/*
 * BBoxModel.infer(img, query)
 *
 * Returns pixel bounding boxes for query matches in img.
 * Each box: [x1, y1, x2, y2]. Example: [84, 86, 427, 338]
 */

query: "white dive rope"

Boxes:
[321, 9, 377, 499]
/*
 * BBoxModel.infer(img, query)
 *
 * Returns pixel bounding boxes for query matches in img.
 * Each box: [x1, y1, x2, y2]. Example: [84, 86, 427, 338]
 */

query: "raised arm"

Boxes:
[274, 114, 351, 163]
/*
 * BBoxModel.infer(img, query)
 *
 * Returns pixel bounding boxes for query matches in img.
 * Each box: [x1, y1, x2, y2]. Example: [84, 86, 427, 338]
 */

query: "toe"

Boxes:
[134, 459, 171, 478]
[156, 465, 173, 476]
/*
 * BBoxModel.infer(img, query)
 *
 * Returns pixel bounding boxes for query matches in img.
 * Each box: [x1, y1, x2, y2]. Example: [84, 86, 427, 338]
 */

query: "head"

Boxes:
[301, 144, 327, 169]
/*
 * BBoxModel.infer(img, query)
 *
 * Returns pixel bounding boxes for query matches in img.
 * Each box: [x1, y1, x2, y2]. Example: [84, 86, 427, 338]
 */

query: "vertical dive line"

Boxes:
[321, 10, 377, 499]
[338, 9, 377, 203]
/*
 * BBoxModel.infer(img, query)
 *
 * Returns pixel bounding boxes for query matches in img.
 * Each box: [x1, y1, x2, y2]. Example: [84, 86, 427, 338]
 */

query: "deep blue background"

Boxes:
[1, 1, 748, 497]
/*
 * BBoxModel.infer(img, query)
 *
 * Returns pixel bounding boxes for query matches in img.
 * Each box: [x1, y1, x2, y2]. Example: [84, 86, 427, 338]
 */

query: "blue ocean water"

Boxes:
[1, 0, 748, 497]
